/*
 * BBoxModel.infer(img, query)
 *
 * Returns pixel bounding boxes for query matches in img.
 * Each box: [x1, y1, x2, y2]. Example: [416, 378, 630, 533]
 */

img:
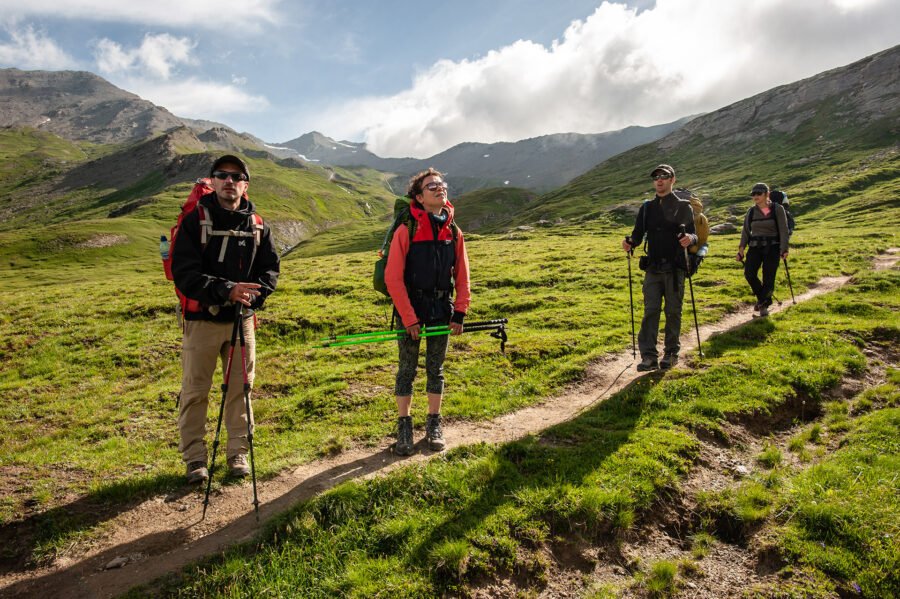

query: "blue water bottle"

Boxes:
[159, 235, 170, 260]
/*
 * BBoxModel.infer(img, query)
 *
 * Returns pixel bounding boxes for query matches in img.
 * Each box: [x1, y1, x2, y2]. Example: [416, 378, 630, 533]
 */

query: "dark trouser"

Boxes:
[638, 269, 685, 360]
[744, 244, 781, 305]
[395, 329, 450, 396]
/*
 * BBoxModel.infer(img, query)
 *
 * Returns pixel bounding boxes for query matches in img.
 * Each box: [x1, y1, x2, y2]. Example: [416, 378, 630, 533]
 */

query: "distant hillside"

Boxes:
[451, 187, 539, 231]
[0, 126, 397, 257]
[0, 69, 186, 144]
[520, 43, 900, 227]
[278, 118, 694, 194]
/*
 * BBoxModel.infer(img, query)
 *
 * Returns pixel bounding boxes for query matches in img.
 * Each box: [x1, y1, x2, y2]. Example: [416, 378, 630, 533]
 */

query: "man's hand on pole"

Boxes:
[229, 282, 262, 306]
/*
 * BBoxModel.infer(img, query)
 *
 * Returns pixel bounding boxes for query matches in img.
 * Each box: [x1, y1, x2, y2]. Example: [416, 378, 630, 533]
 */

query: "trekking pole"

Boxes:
[782, 257, 796, 304]
[625, 240, 636, 359]
[236, 305, 260, 522]
[202, 306, 242, 521]
[680, 225, 703, 359]
[317, 319, 509, 348]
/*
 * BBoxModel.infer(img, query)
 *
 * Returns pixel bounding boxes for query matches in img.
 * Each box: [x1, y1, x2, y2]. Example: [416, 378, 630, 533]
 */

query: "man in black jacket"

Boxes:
[172, 155, 280, 483]
[622, 164, 697, 371]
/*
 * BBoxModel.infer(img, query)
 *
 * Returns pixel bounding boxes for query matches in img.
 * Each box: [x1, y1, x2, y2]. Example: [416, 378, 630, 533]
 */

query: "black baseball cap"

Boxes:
[210, 154, 250, 181]
[750, 183, 769, 195]
[650, 164, 675, 178]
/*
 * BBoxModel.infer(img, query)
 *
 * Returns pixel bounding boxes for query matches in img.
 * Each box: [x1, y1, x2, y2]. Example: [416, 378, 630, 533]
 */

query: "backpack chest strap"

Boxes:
[209, 229, 256, 263]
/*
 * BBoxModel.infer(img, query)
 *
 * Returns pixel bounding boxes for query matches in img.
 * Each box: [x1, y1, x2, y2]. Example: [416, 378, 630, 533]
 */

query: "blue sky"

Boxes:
[0, 0, 897, 157]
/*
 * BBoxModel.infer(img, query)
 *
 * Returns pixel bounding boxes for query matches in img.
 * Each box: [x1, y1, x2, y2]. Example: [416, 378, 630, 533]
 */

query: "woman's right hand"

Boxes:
[406, 323, 421, 341]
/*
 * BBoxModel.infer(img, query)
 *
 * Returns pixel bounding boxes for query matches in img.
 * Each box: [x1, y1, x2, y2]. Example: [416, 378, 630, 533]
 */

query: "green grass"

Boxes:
[130, 266, 898, 597]
[0, 162, 895, 569]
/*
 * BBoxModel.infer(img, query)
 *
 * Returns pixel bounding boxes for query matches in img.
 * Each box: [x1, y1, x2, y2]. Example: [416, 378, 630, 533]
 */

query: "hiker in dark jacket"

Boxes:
[736, 182, 790, 317]
[171, 154, 280, 484]
[622, 164, 697, 371]
[384, 168, 471, 456]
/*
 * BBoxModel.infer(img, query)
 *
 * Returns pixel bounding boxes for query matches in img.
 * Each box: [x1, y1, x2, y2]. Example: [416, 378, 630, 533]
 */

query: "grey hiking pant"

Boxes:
[638, 268, 685, 360]
[395, 331, 450, 396]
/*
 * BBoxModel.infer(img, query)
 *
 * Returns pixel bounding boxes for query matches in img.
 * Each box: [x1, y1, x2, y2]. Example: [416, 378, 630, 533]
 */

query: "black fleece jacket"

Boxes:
[172, 193, 280, 322]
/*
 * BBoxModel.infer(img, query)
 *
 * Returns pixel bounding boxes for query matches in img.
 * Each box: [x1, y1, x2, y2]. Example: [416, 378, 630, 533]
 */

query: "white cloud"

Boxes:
[0, 24, 78, 69]
[0, 0, 280, 30]
[319, 0, 900, 157]
[94, 33, 196, 79]
[121, 77, 270, 119]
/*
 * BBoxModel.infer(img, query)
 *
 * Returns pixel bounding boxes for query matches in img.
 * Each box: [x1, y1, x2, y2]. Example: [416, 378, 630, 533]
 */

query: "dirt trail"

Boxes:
[2, 250, 896, 599]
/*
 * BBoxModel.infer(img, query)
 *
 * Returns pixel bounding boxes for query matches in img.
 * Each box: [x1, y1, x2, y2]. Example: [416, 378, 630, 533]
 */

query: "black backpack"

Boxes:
[769, 189, 796, 233]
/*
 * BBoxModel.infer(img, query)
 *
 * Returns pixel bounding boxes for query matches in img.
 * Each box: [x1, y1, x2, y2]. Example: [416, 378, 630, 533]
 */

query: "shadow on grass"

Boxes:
[703, 315, 777, 359]
[405, 374, 662, 587]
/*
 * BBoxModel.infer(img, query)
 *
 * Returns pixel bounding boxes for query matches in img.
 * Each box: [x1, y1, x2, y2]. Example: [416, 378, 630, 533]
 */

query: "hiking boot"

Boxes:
[759, 304, 770, 317]
[185, 461, 208, 484]
[394, 416, 414, 456]
[660, 353, 679, 370]
[425, 413, 446, 451]
[753, 301, 761, 312]
[227, 454, 250, 478]
[636, 357, 658, 372]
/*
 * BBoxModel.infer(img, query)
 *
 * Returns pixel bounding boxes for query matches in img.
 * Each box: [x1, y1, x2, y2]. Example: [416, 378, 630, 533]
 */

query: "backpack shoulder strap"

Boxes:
[251, 214, 264, 247]
[744, 207, 754, 234]
[197, 204, 213, 246]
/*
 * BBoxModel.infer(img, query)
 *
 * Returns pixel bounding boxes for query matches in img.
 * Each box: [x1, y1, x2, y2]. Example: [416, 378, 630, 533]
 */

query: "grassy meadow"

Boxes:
[142, 266, 899, 598]
[0, 123, 897, 595]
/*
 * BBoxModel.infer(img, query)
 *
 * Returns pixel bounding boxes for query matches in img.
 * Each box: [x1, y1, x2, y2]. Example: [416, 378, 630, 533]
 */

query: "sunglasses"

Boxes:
[751, 191, 766, 196]
[212, 171, 249, 182]
[651, 174, 673, 181]
[423, 181, 448, 192]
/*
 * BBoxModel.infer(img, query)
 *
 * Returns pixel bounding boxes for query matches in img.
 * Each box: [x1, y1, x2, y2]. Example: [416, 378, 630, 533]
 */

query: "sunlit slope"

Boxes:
[0, 128, 397, 272]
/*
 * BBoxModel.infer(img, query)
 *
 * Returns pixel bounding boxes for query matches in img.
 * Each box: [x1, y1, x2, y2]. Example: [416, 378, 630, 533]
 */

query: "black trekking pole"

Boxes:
[202, 305, 260, 522]
[202, 306, 242, 521]
[625, 238, 636, 359]
[782, 256, 796, 304]
[680, 225, 703, 359]
[236, 305, 261, 522]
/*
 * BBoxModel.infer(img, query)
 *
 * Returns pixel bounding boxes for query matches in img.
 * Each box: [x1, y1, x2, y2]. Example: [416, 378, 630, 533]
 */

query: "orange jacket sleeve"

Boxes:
[385, 224, 418, 328]
[453, 231, 471, 316]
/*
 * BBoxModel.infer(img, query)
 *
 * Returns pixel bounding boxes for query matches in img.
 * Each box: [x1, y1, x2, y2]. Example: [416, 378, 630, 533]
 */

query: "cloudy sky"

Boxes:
[0, 0, 897, 157]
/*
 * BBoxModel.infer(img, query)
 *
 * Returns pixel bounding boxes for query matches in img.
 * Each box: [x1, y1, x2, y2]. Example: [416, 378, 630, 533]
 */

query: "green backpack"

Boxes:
[373, 198, 416, 296]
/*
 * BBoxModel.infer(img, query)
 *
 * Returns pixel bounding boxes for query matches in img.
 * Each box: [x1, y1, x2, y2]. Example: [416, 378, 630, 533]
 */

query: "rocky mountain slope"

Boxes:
[523, 43, 900, 226]
[0, 69, 186, 144]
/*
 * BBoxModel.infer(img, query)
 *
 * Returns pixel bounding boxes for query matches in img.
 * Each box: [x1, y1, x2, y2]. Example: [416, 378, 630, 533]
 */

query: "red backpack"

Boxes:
[162, 178, 263, 323]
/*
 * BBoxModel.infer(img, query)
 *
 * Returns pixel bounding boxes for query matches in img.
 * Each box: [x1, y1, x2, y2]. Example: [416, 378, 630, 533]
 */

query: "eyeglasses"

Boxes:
[423, 181, 448, 192]
[651, 174, 672, 181]
[212, 171, 248, 182]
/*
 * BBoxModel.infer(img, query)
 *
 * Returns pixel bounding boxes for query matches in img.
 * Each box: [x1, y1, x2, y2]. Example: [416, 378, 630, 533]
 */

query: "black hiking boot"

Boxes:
[185, 460, 208, 484]
[394, 416, 414, 456]
[636, 356, 658, 372]
[425, 413, 446, 452]
[660, 353, 679, 370]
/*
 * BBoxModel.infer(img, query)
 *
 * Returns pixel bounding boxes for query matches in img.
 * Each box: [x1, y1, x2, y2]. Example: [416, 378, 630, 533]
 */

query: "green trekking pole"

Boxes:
[680, 225, 703, 359]
[782, 256, 796, 304]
